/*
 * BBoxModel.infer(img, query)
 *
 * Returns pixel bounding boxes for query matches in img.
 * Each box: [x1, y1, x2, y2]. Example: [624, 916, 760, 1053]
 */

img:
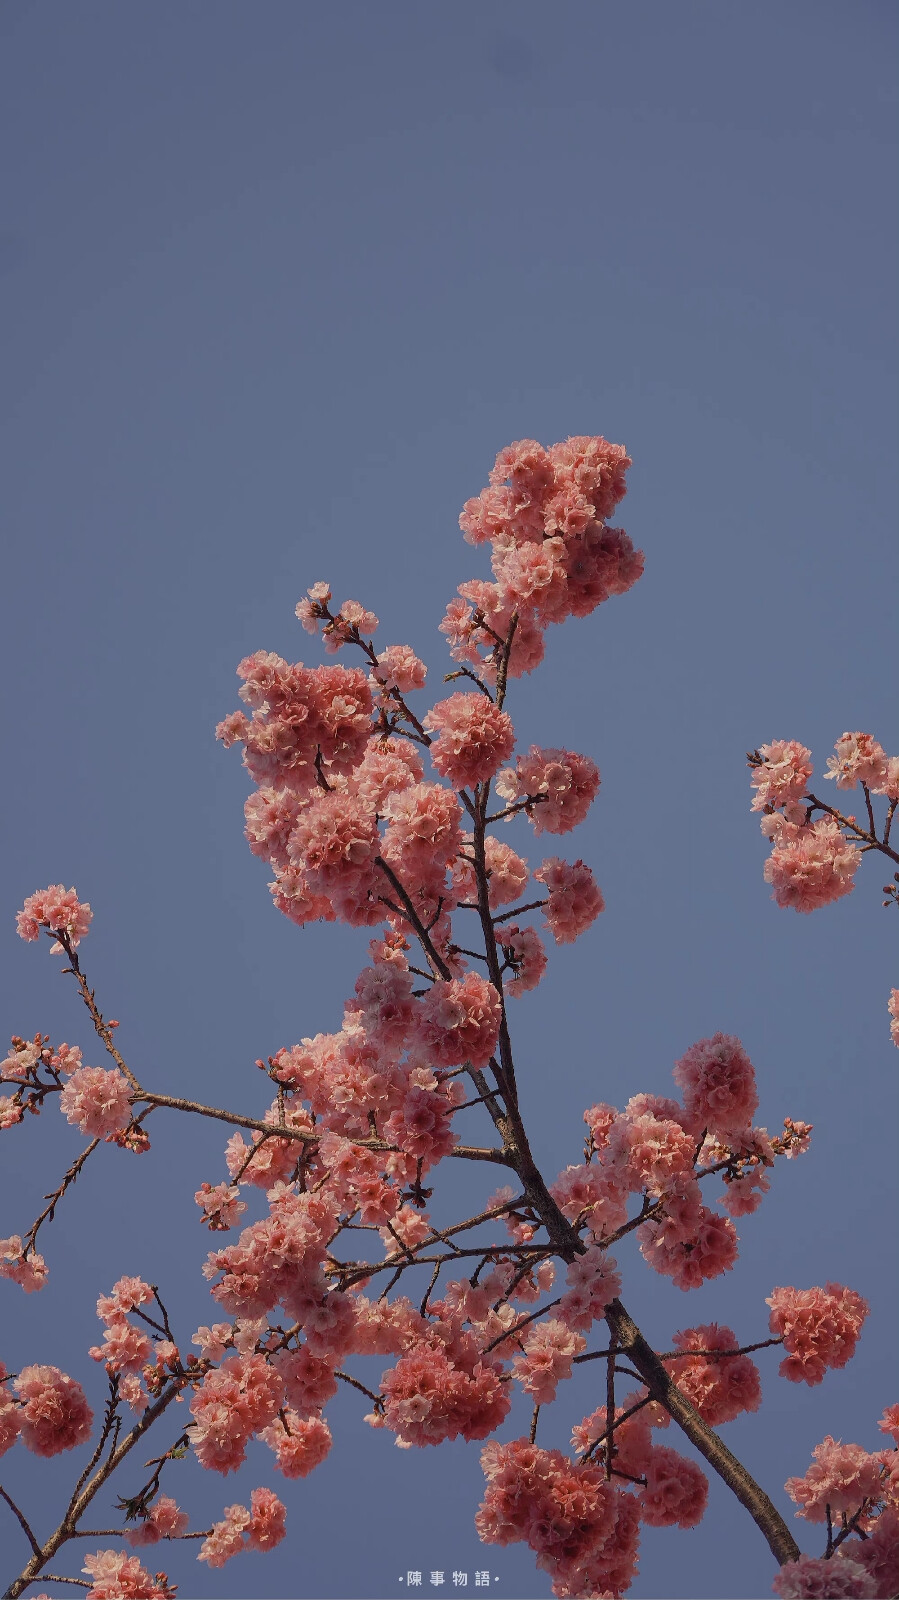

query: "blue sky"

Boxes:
[1, 4, 897, 1597]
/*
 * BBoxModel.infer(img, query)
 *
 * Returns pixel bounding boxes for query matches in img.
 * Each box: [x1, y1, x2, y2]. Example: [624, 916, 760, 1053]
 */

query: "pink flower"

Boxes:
[547, 436, 632, 521]
[192, 1324, 233, 1362]
[534, 857, 604, 943]
[288, 792, 379, 900]
[605, 1109, 695, 1195]
[824, 733, 888, 791]
[0, 1096, 23, 1129]
[194, 1181, 247, 1231]
[878, 1404, 899, 1446]
[668, 1325, 762, 1424]
[346, 961, 416, 1049]
[872, 756, 899, 800]
[764, 816, 860, 912]
[767, 1284, 869, 1385]
[423, 693, 515, 790]
[476, 1436, 620, 1582]
[495, 747, 600, 835]
[496, 924, 547, 995]
[262, 1409, 332, 1477]
[59, 1066, 132, 1139]
[125, 1495, 189, 1546]
[89, 1320, 153, 1374]
[82, 1549, 176, 1598]
[558, 1246, 621, 1330]
[786, 1436, 885, 1522]
[512, 1318, 585, 1404]
[374, 645, 427, 694]
[639, 1207, 738, 1291]
[848, 1505, 899, 1597]
[672, 1033, 759, 1141]
[451, 833, 529, 910]
[17, 885, 92, 948]
[0, 1236, 48, 1292]
[571, 1393, 653, 1478]
[638, 1445, 709, 1527]
[97, 1277, 155, 1321]
[272, 1348, 338, 1416]
[349, 738, 424, 811]
[750, 742, 814, 811]
[245, 1485, 286, 1552]
[187, 1354, 284, 1473]
[244, 787, 305, 870]
[376, 1337, 510, 1447]
[197, 1503, 252, 1568]
[889, 990, 899, 1050]
[14, 1364, 93, 1456]
[415, 972, 502, 1067]
[0, 1390, 21, 1457]
[772, 1552, 877, 1598]
[381, 782, 463, 888]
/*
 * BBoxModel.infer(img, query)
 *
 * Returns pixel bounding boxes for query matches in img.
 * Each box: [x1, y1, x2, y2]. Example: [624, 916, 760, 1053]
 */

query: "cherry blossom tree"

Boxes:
[2, 437, 896, 1600]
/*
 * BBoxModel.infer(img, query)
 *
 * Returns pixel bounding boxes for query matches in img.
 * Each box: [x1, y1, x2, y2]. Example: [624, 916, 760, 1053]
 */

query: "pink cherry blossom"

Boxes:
[476, 1436, 620, 1583]
[262, 1409, 333, 1477]
[639, 1207, 738, 1291]
[668, 1325, 762, 1424]
[889, 989, 899, 1050]
[194, 1181, 247, 1231]
[534, 857, 604, 943]
[767, 1284, 869, 1385]
[89, 1319, 153, 1374]
[375, 1336, 510, 1447]
[824, 733, 888, 791]
[848, 1505, 899, 1597]
[672, 1032, 759, 1141]
[878, 1404, 899, 1446]
[638, 1445, 709, 1527]
[496, 924, 547, 995]
[550, 1162, 629, 1240]
[495, 746, 600, 834]
[59, 1066, 133, 1139]
[571, 1393, 653, 1479]
[750, 742, 814, 811]
[0, 1389, 21, 1457]
[871, 755, 899, 800]
[557, 1246, 622, 1331]
[547, 436, 632, 521]
[17, 884, 93, 947]
[0, 1236, 48, 1292]
[764, 816, 860, 912]
[125, 1495, 189, 1546]
[381, 782, 463, 889]
[373, 643, 428, 694]
[197, 1503, 252, 1568]
[423, 692, 515, 790]
[785, 1437, 886, 1522]
[415, 972, 502, 1067]
[14, 1364, 93, 1456]
[245, 1485, 287, 1551]
[451, 832, 529, 910]
[82, 1550, 176, 1598]
[512, 1318, 586, 1404]
[772, 1552, 877, 1598]
[187, 1354, 284, 1472]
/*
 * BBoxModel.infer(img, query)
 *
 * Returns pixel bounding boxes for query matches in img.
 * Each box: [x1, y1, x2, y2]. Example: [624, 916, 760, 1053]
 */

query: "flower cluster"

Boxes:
[444, 436, 643, 681]
[16, 884, 92, 949]
[767, 1284, 869, 1386]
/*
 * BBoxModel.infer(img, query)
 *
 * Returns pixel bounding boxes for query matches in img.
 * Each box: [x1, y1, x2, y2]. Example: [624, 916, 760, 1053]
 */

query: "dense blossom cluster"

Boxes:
[445, 436, 643, 682]
[4, 438, 891, 1600]
[766, 1285, 869, 1387]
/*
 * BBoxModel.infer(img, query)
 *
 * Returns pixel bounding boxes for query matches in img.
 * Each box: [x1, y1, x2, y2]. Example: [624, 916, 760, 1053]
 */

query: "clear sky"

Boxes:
[1, 4, 896, 1598]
